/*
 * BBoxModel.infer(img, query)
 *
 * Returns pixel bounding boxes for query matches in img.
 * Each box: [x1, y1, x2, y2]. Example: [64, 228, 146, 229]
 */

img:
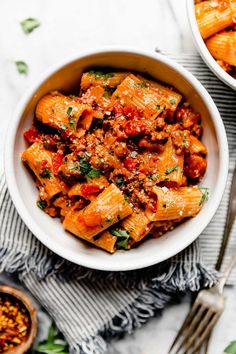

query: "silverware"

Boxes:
[169, 165, 236, 354]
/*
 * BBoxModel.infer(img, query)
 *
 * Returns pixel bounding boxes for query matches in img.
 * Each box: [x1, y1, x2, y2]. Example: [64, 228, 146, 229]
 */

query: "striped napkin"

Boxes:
[0, 53, 235, 354]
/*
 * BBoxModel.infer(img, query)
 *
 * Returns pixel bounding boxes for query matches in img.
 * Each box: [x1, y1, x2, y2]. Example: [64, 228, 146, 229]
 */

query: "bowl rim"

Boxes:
[4, 47, 229, 271]
[186, 0, 236, 91]
[0, 285, 37, 353]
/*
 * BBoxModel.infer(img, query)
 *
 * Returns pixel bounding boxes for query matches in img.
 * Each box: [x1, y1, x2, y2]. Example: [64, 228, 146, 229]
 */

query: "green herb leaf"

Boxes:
[103, 92, 110, 98]
[170, 98, 177, 105]
[36, 343, 67, 353]
[135, 83, 147, 88]
[15, 61, 28, 74]
[68, 117, 76, 130]
[37, 200, 47, 210]
[47, 323, 57, 343]
[116, 178, 125, 187]
[116, 238, 129, 249]
[111, 229, 130, 238]
[224, 341, 236, 354]
[156, 105, 161, 110]
[183, 135, 189, 148]
[40, 168, 52, 179]
[59, 123, 67, 130]
[86, 168, 101, 179]
[79, 155, 91, 175]
[111, 229, 130, 250]
[199, 187, 209, 206]
[66, 106, 73, 115]
[90, 71, 113, 79]
[130, 151, 138, 158]
[149, 173, 160, 180]
[20, 17, 40, 34]
[165, 165, 178, 175]
[35, 322, 69, 353]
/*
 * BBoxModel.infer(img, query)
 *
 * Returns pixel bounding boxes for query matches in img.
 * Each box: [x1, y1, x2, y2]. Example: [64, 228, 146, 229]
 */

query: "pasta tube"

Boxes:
[63, 183, 133, 239]
[81, 71, 129, 91]
[22, 142, 63, 199]
[122, 210, 153, 242]
[195, 0, 236, 39]
[36, 93, 93, 137]
[112, 74, 181, 119]
[206, 31, 236, 66]
[146, 186, 203, 221]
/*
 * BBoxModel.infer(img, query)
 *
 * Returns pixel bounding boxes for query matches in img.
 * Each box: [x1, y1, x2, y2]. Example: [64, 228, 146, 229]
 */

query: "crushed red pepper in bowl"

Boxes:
[0, 294, 30, 353]
[0, 286, 37, 354]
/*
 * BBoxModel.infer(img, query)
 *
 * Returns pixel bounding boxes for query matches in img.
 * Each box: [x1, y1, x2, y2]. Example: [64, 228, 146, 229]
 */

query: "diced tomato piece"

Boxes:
[81, 184, 101, 196]
[123, 106, 142, 120]
[41, 160, 49, 168]
[124, 120, 149, 137]
[79, 211, 102, 227]
[124, 156, 139, 170]
[24, 127, 39, 143]
[52, 153, 63, 174]
[184, 154, 207, 179]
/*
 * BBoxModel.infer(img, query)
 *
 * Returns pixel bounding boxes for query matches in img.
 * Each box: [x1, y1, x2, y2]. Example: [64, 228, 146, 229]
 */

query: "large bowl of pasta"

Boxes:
[187, 0, 236, 90]
[4, 48, 228, 271]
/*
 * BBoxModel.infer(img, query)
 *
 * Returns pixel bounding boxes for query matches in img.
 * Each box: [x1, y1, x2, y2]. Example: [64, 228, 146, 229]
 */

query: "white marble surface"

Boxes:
[0, 0, 235, 353]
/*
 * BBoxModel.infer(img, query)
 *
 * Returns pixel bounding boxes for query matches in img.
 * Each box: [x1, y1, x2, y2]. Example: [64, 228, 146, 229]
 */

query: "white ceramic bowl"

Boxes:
[4, 48, 229, 271]
[187, 0, 236, 91]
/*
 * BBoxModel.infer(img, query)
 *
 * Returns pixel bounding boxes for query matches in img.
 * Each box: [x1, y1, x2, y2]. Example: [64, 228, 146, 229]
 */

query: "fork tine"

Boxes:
[189, 312, 220, 353]
[181, 309, 214, 354]
[168, 302, 200, 353]
[173, 305, 206, 354]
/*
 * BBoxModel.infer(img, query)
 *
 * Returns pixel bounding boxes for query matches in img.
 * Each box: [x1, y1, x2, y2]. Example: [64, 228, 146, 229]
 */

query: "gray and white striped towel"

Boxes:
[0, 53, 236, 354]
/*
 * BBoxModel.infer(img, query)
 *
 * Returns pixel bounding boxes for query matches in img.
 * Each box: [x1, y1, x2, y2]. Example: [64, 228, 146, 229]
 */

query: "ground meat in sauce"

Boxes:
[23, 71, 207, 248]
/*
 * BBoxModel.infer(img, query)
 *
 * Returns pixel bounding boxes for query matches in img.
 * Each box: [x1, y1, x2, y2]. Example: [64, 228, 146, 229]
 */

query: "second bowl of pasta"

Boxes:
[4, 48, 228, 271]
[187, 0, 236, 90]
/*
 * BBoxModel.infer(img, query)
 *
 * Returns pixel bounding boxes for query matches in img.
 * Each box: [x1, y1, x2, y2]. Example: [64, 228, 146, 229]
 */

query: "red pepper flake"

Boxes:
[0, 295, 30, 353]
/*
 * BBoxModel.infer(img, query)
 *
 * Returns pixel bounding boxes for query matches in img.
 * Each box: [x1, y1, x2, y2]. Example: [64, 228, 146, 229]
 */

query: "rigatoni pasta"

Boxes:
[22, 69, 207, 253]
[195, 0, 236, 78]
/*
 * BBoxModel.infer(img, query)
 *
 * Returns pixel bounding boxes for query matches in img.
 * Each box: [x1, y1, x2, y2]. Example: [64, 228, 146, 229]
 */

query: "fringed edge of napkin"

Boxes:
[0, 244, 217, 354]
[69, 261, 217, 354]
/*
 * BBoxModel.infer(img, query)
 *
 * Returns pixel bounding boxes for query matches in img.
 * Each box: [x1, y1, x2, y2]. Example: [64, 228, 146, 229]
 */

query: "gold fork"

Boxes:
[169, 165, 236, 354]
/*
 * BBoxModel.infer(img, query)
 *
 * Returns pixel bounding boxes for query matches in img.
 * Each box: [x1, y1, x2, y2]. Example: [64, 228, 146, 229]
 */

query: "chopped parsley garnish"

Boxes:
[105, 219, 113, 223]
[156, 105, 161, 110]
[135, 83, 147, 88]
[109, 149, 114, 154]
[149, 173, 160, 180]
[59, 123, 67, 130]
[37, 200, 47, 210]
[89, 70, 113, 79]
[79, 155, 91, 175]
[68, 117, 76, 130]
[199, 187, 209, 206]
[183, 135, 189, 148]
[162, 204, 167, 208]
[116, 178, 125, 187]
[124, 194, 129, 202]
[111, 229, 130, 250]
[20, 17, 40, 34]
[15, 61, 28, 74]
[115, 95, 120, 99]
[165, 165, 178, 175]
[170, 98, 177, 105]
[103, 92, 110, 98]
[66, 106, 73, 115]
[86, 168, 101, 179]
[79, 154, 101, 179]
[130, 151, 138, 158]
[40, 168, 52, 179]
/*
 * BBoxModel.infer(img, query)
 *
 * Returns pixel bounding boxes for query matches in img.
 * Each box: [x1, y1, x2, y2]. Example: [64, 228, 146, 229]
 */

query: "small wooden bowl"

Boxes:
[0, 285, 38, 354]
